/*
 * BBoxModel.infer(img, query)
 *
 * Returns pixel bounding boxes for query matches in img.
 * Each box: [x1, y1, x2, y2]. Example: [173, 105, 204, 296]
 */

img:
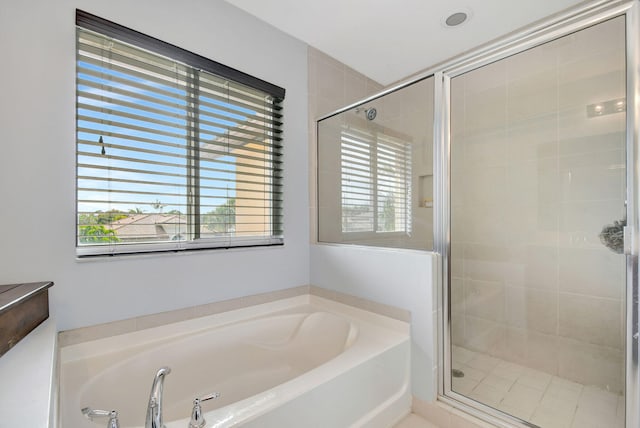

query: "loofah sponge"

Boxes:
[599, 218, 625, 254]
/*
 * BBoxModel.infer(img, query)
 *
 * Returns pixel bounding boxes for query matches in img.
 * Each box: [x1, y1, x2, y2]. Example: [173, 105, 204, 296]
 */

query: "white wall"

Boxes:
[310, 245, 437, 401]
[0, 0, 309, 330]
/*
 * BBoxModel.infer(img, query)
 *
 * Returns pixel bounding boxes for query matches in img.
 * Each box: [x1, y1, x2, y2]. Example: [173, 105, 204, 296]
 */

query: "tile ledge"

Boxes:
[59, 285, 410, 347]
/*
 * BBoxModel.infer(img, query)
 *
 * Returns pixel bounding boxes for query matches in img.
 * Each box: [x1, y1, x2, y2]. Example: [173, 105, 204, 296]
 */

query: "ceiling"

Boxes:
[223, 0, 587, 85]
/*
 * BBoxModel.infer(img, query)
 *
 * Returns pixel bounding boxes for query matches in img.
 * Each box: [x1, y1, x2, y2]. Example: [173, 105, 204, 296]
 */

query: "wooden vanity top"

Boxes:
[0, 281, 53, 358]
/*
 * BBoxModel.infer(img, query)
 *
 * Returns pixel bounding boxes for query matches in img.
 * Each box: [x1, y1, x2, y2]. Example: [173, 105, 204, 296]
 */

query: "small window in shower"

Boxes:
[317, 76, 434, 250]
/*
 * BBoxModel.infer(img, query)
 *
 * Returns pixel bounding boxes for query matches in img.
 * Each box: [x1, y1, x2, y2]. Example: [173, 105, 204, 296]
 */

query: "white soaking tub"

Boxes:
[59, 295, 411, 428]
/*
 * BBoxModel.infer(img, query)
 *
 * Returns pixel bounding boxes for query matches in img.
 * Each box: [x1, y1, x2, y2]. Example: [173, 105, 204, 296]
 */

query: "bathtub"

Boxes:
[59, 295, 411, 427]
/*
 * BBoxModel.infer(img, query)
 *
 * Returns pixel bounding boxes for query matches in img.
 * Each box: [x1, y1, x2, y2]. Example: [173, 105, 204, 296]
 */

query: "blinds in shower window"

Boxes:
[340, 127, 411, 234]
[76, 14, 284, 257]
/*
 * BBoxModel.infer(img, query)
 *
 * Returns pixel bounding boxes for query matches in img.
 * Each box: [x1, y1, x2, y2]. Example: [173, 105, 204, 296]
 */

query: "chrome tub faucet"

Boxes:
[145, 366, 171, 428]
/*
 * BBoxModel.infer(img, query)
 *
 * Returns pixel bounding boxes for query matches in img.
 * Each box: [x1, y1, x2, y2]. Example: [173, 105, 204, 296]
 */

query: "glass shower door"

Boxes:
[448, 16, 627, 427]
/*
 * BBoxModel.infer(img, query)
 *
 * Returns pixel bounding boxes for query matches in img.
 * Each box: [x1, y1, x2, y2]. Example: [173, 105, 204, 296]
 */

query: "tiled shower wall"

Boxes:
[450, 17, 626, 393]
[310, 48, 435, 250]
[307, 47, 384, 242]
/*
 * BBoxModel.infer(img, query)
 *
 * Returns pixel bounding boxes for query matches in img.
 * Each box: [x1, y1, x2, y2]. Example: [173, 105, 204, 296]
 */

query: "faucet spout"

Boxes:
[145, 366, 171, 428]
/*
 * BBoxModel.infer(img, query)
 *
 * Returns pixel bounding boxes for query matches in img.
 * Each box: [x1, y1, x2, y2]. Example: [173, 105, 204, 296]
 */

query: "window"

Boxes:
[75, 10, 284, 256]
[340, 127, 411, 234]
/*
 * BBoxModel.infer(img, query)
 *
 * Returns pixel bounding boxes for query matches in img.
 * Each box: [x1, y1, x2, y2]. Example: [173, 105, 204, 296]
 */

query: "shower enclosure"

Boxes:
[317, 1, 639, 427]
[444, 14, 628, 428]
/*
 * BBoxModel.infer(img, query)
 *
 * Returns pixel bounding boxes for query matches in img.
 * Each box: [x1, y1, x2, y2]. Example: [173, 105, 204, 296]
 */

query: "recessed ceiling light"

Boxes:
[445, 12, 468, 27]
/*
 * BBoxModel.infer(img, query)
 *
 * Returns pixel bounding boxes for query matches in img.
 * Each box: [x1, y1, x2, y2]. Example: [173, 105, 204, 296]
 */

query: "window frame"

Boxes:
[75, 10, 285, 257]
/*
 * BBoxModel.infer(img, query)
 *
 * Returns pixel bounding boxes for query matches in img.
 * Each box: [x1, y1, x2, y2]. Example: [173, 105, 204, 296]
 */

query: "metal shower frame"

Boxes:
[433, 1, 640, 427]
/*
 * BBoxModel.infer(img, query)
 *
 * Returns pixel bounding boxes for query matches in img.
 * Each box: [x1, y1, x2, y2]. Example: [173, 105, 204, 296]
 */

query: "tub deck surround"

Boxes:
[59, 295, 411, 428]
[0, 280, 53, 358]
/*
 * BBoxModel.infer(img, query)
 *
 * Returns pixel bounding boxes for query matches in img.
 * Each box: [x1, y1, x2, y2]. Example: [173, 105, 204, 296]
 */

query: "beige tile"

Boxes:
[366, 299, 411, 322]
[559, 200, 626, 250]
[550, 376, 583, 394]
[506, 157, 559, 206]
[316, 94, 346, 118]
[558, 247, 625, 300]
[466, 353, 500, 374]
[558, 57, 625, 111]
[450, 206, 467, 246]
[615, 395, 625, 428]
[559, 292, 622, 349]
[412, 400, 451, 428]
[394, 413, 440, 428]
[539, 382, 582, 421]
[192, 296, 246, 317]
[524, 331, 559, 375]
[462, 204, 508, 245]
[506, 41, 558, 80]
[452, 376, 479, 396]
[557, 148, 625, 202]
[508, 69, 558, 125]
[572, 385, 622, 428]
[506, 113, 558, 163]
[344, 69, 367, 106]
[452, 347, 477, 365]
[531, 406, 575, 428]
[449, 409, 495, 428]
[315, 52, 344, 100]
[558, 129, 625, 158]
[451, 278, 465, 315]
[506, 286, 557, 334]
[464, 279, 505, 322]
[469, 381, 505, 408]
[134, 306, 195, 331]
[464, 317, 505, 356]
[464, 59, 507, 93]
[477, 374, 514, 393]
[499, 382, 543, 419]
[465, 86, 507, 135]
[464, 166, 507, 207]
[458, 365, 487, 383]
[451, 313, 466, 347]
[331, 291, 371, 312]
[462, 243, 511, 283]
[503, 327, 528, 365]
[365, 77, 384, 94]
[503, 204, 559, 250]
[506, 244, 558, 290]
[577, 386, 619, 420]
[558, 106, 626, 146]
[450, 244, 464, 279]
[557, 17, 625, 66]
[58, 318, 137, 346]
[517, 367, 552, 391]
[557, 337, 624, 393]
[491, 361, 524, 382]
[462, 130, 508, 169]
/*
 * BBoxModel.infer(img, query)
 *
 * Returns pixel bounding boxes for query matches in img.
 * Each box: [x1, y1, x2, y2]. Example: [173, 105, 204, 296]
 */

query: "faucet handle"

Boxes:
[188, 392, 221, 428]
[81, 407, 120, 428]
[197, 392, 220, 402]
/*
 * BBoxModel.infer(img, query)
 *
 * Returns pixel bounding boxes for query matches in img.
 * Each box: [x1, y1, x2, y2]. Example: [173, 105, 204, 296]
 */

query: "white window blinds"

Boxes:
[76, 12, 284, 256]
[340, 127, 411, 234]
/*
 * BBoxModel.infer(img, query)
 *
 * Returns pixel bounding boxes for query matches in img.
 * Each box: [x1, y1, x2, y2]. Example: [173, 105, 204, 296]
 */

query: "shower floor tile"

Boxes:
[451, 346, 623, 428]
